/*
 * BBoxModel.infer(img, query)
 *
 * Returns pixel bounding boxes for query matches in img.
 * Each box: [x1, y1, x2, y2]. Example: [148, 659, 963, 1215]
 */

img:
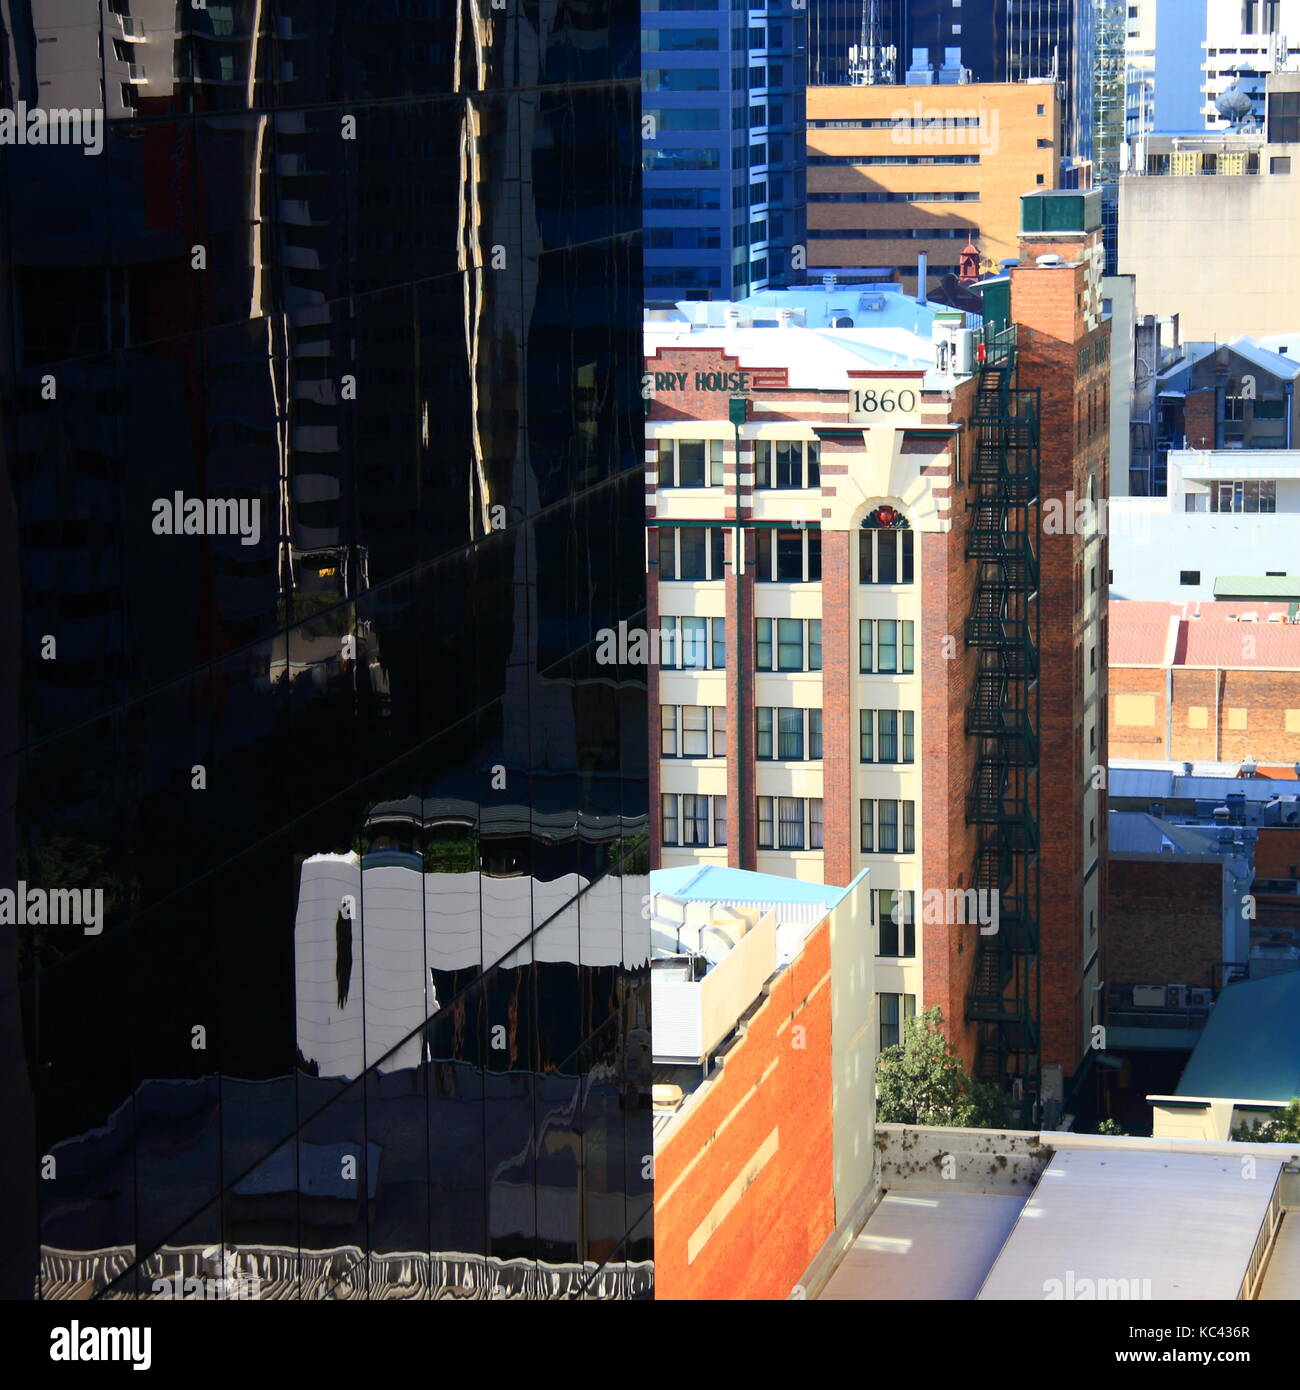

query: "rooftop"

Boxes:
[1176, 972, 1300, 1103]
[1110, 598, 1300, 670]
[650, 864, 854, 909]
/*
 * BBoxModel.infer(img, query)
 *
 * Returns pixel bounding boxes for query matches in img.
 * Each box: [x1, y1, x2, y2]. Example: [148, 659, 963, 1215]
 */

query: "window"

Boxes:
[661, 793, 727, 846]
[1179, 570, 1201, 586]
[659, 526, 727, 580]
[644, 68, 721, 92]
[1210, 480, 1276, 513]
[644, 107, 721, 131]
[877, 890, 916, 957]
[860, 800, 916, 854]
[646, 186, 724, 209]
[756, 617, 820, 671]
[643, 147, 723, 170]
[756, 707, 821, 760]
[657, 438, 725, 487]
[757, 796, 822, 850]
[647, 226, 723, 250]
[644, 27, 720, 50]
[861, 710, 915, 763]
[1272, 156, 1292, 174]
[755, 527, 821, 582]
[661, 705, 727, 758]
[878, 993, 916, 1051]
[754, 438, 820, 488]
[659, 615, 726, 669]
[859, 619, 915, 674]
[859, 526, 914, 584]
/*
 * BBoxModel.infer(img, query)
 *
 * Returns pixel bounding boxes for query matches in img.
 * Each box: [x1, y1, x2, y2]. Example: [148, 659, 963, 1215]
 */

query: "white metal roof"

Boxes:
[976, 1148, 1283, 1300]
[819, 1192, 1027, 1301]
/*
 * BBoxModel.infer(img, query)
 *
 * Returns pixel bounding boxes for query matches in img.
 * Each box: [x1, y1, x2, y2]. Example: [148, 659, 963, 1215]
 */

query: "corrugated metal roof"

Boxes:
[820, 1192, 1027, 1301]
[977, 1148, 1284, 1301]
[1213, 576, 1300, 599]
[1176, 973, 1300, 1102]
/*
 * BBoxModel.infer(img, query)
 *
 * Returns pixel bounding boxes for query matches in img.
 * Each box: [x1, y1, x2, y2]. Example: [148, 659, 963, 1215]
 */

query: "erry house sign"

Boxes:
[649, 369, 753, 394]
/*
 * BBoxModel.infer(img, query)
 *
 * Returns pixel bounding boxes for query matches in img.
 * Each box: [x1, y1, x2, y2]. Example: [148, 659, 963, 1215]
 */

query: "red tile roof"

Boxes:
[1111, 600, 1300, 671]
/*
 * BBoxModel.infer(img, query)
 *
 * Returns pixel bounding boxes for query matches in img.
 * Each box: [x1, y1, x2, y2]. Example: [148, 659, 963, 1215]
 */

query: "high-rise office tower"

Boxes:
[824, 1, 1097, 179]
[643, 3, 806, 300]
[0, 2, 652, 1300]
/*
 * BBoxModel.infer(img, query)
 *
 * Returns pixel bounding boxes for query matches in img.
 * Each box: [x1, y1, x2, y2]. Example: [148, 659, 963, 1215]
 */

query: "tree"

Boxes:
[1095, 1118, 1128, 1136]
[1231, 1098, 1300, 1144]
[875, 1007, 1008, 1128]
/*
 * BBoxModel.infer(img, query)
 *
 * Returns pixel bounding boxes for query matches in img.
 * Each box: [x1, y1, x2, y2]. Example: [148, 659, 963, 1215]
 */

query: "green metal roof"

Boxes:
[1212, 576, 1300, 599]
[1176, 973, 1300, 1102]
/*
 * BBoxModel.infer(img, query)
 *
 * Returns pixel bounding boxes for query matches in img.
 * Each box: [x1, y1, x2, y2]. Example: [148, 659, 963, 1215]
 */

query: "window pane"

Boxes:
[758, 796, 774, 848]
[808, 619, 822, 670]
[860, 800, 874, 852]
[878, 530, 898, 584]
[860, 618, 873, 672]
[678, 441, 706, 486]
[901, 529, 914, 583]
[713, 796, 728, 846]
[757, 707, 773, 759]
[712, 706, 727, 757]
[859, 530, 874, 584]
[682, 706, 708, 756]
[683, 794, 709, 845]
[756, 529, 773, 579]
[711, 526, 725, 578]
[712, 617, 726, 667]
[662, 794, 679, 845]
[776, 529, 803, 580]
[879, 710, 898, 762]
[878, 619, 898, 673]
[757, 617, 773, 669]
[879, 891, 899, 955]
[807, 440, 820, 486]
[777, 618, 803, 669]
[809, 709, 822, 759]
[902, 801, 915, 853]
[710, 439, 725, 486]
[679, 529, 706, 578]
[682, 615, 708, 668]
[777, 707, 803, 760]
[660, 529, 678, 580]
[807, 531, 821, 581]
[661, 705, 678, 756]
[809, 798, 824, 849]
[860, 709, 873, 763]
[901, 620, 915, 674]
[880, 993, 900, 1050]
[902, 711, 914, 763]
[778, 796, 804, 848]
[657, 440, 674, 479]
[879, 800, 898, 852]
[755, 439, 771, 488]
[776, 440, 799, 487]
[661, 617, 678, 669]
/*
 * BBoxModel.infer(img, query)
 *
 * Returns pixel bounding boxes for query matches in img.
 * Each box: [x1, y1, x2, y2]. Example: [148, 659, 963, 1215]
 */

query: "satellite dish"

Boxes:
[1215, 84, 1254, 125]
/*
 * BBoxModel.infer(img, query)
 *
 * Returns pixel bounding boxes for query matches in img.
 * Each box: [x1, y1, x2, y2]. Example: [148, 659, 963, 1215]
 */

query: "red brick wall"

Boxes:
[1107, 859, 1223, 987]
[1255, 826, 1300, 880]
[1011, 244, 1110, 1076]
[1111, 666, 1300, 764]
[653, 917, 834, 1300]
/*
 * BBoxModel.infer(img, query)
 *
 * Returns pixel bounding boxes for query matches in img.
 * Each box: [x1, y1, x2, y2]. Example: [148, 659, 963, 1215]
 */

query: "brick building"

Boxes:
[1110, 599, 1300, 764]
[643, 190, 1111, 1118]
[805, 82, 1061, 297]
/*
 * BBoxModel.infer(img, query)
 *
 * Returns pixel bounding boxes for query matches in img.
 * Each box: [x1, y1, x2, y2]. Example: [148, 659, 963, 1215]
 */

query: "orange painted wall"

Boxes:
[653, 917, 835, 1300]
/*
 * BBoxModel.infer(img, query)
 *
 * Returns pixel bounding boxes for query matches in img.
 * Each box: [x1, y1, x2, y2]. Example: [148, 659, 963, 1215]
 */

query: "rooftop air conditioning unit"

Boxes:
[1240, 612, 1259, 622]
[1189, 987, 1212, 1007]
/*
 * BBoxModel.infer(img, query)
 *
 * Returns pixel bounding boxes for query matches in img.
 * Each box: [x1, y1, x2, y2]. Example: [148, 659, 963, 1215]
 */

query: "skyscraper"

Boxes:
[643, 4, 806, 300]
[0, 1, 652, 1300]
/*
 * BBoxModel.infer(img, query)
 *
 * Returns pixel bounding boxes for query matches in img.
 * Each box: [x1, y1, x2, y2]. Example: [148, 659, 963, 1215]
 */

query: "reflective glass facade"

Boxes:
[0, 0, 651, 1300]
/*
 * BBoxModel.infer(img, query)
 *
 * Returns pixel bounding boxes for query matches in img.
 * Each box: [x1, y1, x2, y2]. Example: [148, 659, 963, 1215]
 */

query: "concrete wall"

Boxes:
[1119, 169, 1300, 339]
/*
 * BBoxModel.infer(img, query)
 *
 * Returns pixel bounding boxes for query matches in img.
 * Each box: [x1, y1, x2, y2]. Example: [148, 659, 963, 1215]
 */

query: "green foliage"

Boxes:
[1231, 1098, 1300, 1144]
[875, 1006, 1009, 1128]
[1096, 1118, 1128, 1136]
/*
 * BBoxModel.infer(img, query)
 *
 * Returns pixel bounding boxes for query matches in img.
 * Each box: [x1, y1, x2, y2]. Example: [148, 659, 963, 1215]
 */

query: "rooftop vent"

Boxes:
[833, 314, 854, 327]
[1035, 253, 1066, 268]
